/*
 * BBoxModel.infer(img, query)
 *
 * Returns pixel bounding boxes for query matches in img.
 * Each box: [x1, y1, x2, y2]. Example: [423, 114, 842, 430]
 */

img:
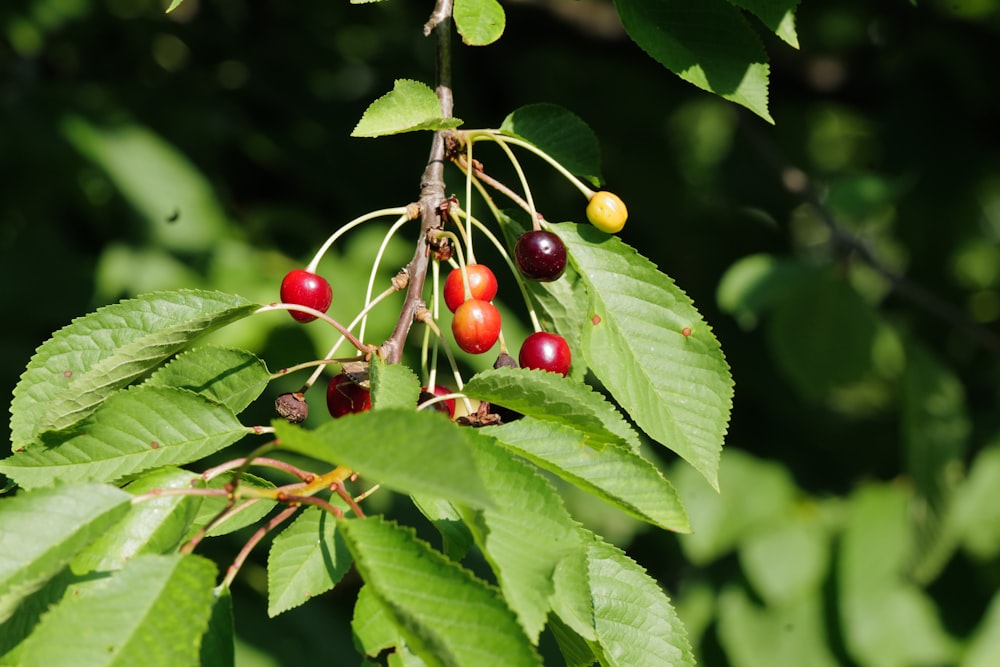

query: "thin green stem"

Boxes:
[305, 207, 411, 273]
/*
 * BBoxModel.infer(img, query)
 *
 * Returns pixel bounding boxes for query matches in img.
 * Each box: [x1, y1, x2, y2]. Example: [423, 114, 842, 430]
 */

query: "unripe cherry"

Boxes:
[586, 191, 628, 234]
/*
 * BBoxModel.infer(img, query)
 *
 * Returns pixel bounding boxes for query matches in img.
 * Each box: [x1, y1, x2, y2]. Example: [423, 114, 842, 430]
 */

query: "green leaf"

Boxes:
[548, 612, 597, 667]
[199, 587, 234, 667]
[463, 367, 641, 450]
[370, 357, 421, 411]
[459, 435, 582, 642]
[185, 472, 277, 540]
[587, 538, 695, 667]
[838, 484, 958, 667]
[340, 516, 542, 667]
[10, 289, 256, 449]
[454, 0, 505, 46]
[145, 346, 270, 414]
[352, 585, 429, 666]
[267, 506, 352, 617]
[0, 484, 130, 624]
[728, 0, 800, 48]
[61, 117, 231, 253]
[165, 0, 187, 14]
[410, 494, 475, 561]
[716, 253, 816, 329]
[964, 590, 1000, 667]
[672, 449, 797, 564]
[351, 80, 463, 137]
[954, 443, 1000, 560]
[554, 222, 733, 489]
[72, 467, 203, 572]
[500, 104, 603, 187]
[614, 0, 773, 122]
[717, 586, 838, 667]
[901, 341, 968, 583]
[17, 554, 217, 667]
[488, 418, 690, 533]
[738, 512, 831, 606]
[273, 409, 491, 509]
[0, 386, 248, 490]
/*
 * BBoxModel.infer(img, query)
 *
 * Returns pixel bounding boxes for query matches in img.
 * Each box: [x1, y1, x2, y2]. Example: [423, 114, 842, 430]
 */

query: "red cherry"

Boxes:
[326, 373, 371, 418]
[443, 264, 498, 313]
[518, 332, 571, 376]
[451, 299, 502, 354]
[514, 230, 567, 282]
[280, 269, 333, 323]
[420, 385, 456, 418]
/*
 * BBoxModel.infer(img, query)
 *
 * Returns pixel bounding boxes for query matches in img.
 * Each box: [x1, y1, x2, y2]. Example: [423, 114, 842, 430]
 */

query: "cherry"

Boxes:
[514, 230, 566, 282]
[451, 299, 502, 354]
[420, 385, 456, 418]
[443, 264, 498, 313]
[586, 191, 628, 234]
[280, 269, 333, 323]
[326, 373, 371, 418]
[518, 332, 571, 376]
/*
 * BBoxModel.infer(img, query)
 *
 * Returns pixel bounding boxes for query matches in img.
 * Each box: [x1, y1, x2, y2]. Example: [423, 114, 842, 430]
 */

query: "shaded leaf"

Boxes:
[10, 289, 256, 449]
[953, 443, 1000, 560]
[555, 222, 733, 489]
[352, 80, 462, 137]
[267, 505, 352, 616]
[273, 410, 491, 509]
[738, 512, 831, 606]
[199, 588, 234, 667]
[488, 417, 690, 533]
[0, 386, 249, 490]
[340, 516, 541, 667]
[410, 494, 474, 561]
[454, 0, 505, 46]
[0, 484, 130, 624]
[17, 554, 217, 667]
[145, 346, 269, 414]
[500, 104, 603, 187]
[185, 472, 277, 540]
[614, 0, 773, 122]
[716, 253, 816, 329]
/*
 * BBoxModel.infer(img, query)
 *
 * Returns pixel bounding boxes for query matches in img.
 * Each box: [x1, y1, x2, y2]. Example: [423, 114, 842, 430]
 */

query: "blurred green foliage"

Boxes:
[3, 0, 1000, 665]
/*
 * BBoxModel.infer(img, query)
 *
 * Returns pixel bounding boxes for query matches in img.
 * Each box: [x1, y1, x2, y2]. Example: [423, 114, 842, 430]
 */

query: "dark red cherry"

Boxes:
[514, 230, 566, 282]
[326, 373, 371, 418]
[420, 385, 456, 418]
[518, 332, 571, 376]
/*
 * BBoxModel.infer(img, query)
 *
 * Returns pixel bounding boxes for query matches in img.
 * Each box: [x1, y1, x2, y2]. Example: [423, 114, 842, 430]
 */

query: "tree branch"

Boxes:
[740, 115, 1000, 355]
[381, 0, 454, 364]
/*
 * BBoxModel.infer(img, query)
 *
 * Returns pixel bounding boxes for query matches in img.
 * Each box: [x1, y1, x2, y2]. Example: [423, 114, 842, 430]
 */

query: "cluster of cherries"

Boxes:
[277, 190, 627, 421]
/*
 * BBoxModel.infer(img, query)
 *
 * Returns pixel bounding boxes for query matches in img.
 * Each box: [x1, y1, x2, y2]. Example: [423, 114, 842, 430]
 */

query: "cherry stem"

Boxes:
[332, 481, 366, 518]
[454, 153, 534, 220]
[474, 130, 596, 201]
[269, 357, 360, 382]
[305, 206, 412, 274]
[221, 505, 301, 589]
[202, 457, 318, 484]
[486, 135, 540, 230]
[359, 213, 413, 342]
[256, 303, 372, 356]
[131, 487, 229, 504]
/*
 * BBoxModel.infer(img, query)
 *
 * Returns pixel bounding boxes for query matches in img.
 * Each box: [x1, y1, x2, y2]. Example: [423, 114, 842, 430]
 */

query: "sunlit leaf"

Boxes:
[488, 417, 690, 532]
[555, 222, 733, 489]
[588, 537, 695, 667]
[185, 472, 277, 540]
[16, 554, 217, 667]
[0, 484, 130, 624]
[352, 585, 428, 666]
[352, 80, 462, 137]
[273, 410, 492, 509]
[728, 0, 801, 48]
[340, 516, 541, 667]
[145, 346, 270, 415]
[10, 289, 256, 449]
[0, 386, 249, 490]
[454, 0, 505, 45]
[370, 357, 421, 411]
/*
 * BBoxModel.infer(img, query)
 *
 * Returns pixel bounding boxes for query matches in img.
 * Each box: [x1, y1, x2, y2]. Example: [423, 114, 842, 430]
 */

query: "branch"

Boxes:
[382, 0, 454, 364]
[740, 116, 1000, 355]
